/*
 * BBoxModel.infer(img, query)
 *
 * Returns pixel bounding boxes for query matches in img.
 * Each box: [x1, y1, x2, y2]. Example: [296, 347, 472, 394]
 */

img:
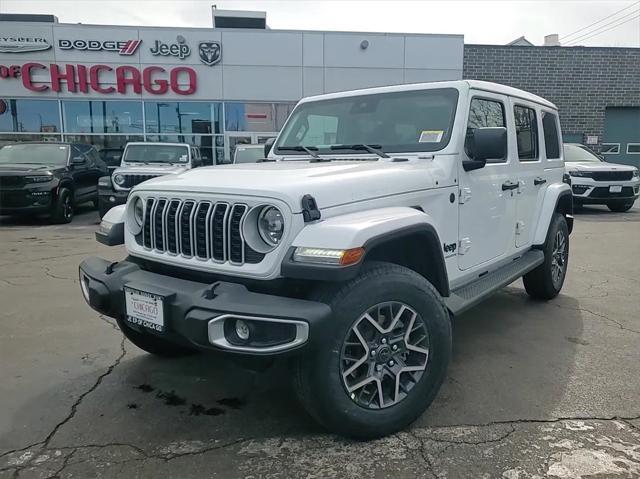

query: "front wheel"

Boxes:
[607, 201, 634, 212]
[523, 213, 569, 300]
[51, 187, 73, 224]
[293, 262, 451, 439]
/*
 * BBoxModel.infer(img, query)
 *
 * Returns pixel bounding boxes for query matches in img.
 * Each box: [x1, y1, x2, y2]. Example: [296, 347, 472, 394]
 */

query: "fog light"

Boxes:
[235, 319, 250, 341]
[109, 196, 116, 203]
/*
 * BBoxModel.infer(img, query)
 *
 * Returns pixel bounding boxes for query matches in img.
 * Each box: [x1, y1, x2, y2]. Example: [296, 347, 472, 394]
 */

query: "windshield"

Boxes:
[563, 144, 601, 162]
[123, 144, 189, 164]
[0, 144, 69, 165]
[234, 146, 264, 163]
[275, 88, 459, 157]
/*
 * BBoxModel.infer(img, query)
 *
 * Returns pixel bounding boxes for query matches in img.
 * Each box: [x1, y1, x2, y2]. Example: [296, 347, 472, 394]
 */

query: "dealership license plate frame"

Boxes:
[609, 185, 623, 193]
[125, 286, 165, 332]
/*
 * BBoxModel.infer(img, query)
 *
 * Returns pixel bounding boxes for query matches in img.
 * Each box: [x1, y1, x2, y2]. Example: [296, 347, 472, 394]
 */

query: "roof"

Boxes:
[300, 80, 558, 110]
[507, 36, 534, 46]
[125, 142, 191, 147]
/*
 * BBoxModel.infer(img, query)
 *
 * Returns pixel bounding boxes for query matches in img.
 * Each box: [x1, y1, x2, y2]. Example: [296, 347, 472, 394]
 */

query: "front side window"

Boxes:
[514, 105, 538, 161]
[0, 143, 69, 165]
[275, 88, 459, 156]
[542, 112, 561, 159]
[122, 144, 189, 164]
[465, 98, 506, 162]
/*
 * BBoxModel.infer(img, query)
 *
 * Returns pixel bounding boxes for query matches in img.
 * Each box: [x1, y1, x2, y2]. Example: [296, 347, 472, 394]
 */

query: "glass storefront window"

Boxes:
[0, 99, 61, 133]
[146, 135, 224, 166]
[62, 134, 144, 167]
[144, 102, 221, 134]
[225, 102, 295, 132]
[62, 101, 143, 134]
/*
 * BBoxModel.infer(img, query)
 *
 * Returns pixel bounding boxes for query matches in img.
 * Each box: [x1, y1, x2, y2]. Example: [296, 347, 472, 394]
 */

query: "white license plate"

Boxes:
[125, 287, 164, 331]
[610, 185, 623, 193]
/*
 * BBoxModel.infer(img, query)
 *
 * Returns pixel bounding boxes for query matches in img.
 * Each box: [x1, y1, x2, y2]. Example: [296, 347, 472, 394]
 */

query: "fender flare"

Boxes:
[532, 183, 573, 246]
[281, 207, 449, 295]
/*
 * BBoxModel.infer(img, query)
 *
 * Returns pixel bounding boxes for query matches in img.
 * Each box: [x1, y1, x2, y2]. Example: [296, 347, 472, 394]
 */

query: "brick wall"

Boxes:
[463, 45, 640, 152]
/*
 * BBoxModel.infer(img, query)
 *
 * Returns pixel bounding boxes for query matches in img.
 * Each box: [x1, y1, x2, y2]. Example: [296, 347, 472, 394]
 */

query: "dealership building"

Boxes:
[0, 10, 638, 166]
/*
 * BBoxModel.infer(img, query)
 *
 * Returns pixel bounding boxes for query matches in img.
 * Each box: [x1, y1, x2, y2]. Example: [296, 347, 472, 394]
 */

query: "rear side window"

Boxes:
[514, 105, 538, 161]
[465, 98, 506, 163]
[541, 112, 561, 159]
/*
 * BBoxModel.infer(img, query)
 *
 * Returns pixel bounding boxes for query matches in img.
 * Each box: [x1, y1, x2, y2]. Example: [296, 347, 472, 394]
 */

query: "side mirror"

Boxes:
[463, 127, 507, 171]
[264, 138, 276, 158]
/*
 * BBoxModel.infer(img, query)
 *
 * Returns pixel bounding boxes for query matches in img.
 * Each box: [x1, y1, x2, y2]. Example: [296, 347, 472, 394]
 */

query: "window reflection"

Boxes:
[0, 99, 60, 133]
[62, 101, 143, 134]
[146, 134, 224, 166]
[225, 102, 295, 132]
[144, 102, 221, 134]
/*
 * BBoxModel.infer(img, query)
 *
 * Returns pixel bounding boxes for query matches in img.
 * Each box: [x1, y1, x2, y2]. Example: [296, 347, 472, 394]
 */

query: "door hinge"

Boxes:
[459, 187, 472, 204]
[516, 221, 525, 235]
[458, 237, 472, 255]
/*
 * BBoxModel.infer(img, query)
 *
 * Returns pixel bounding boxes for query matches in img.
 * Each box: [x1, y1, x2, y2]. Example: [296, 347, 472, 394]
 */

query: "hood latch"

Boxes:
[301, 194, 321, 222]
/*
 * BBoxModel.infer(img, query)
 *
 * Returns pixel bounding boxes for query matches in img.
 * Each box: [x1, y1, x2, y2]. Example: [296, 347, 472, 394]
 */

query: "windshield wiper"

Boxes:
[277, 146, 327, 161]
[329, 144, 389, 158]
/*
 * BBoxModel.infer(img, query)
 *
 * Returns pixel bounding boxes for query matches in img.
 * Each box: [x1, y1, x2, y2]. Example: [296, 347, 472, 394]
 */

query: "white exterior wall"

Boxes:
[0, 21, 463, 101]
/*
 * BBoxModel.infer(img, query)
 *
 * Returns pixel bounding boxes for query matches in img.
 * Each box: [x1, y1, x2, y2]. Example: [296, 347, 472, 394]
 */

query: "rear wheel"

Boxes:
[523, 213, 569, 300]
[607, 201, 634, 212]
[116, 317, 197, 358]
[51, 187, 73, 224]
[293, 262, 451, 439]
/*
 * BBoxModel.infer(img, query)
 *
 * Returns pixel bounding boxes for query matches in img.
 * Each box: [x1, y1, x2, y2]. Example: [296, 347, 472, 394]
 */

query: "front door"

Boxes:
[458, 93, 517, 271]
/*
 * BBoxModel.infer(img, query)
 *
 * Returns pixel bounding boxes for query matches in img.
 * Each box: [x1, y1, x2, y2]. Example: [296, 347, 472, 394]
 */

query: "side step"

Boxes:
[445, 250, 544, 316]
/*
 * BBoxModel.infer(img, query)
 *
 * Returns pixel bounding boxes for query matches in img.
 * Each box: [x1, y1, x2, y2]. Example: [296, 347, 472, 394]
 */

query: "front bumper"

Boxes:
[0, 188, 53, 215]
[571, 178, 640, 204]
[79, 256, 332, 356]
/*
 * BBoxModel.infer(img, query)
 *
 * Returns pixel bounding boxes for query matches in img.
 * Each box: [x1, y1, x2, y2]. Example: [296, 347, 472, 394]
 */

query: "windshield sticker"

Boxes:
[419, 130, 444, 143]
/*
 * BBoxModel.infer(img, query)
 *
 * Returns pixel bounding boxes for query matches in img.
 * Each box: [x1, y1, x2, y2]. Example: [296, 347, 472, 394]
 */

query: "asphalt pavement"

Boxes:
[0, 204, 639, 478]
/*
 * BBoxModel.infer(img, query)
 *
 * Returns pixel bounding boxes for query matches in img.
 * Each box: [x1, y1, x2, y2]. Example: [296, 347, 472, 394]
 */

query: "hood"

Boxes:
[113, 163, 189, 176]
[565, 161, 637, 172]
[0, 164, 62, 175]
[134, 159, 439, 212]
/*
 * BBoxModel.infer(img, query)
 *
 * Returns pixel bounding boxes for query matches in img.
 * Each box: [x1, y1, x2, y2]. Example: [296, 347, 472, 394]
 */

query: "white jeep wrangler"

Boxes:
[80, 80, 573, 439]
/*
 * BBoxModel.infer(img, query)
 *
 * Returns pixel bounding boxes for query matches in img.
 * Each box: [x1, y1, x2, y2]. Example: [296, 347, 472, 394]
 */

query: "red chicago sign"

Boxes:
[0, 63, 196, 95]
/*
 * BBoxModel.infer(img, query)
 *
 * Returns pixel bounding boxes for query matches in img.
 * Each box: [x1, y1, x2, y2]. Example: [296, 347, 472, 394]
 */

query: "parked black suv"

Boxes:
[0, 142, 107, 223]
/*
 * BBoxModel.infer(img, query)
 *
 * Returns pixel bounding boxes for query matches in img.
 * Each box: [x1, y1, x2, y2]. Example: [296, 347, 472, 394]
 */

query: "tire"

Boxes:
[523, 213, 569, 300]
[98, 200, 111, 220]
[607, 201, 634, 213]
[51, 187, 74, 224]
[116, 317, 197, 358]
[293, 261, 452, 440]
[93, 198, 100, 210]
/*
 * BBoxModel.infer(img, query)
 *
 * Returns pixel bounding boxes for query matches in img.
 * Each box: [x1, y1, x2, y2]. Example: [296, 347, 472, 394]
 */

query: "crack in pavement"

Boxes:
[43, 266, 78, 283]
[403, 431, 438, 479]
[0, 251, 99, 268]
[422, 423, 517, 446]
[551, 302, 640, 335]
[1, 338, 127, 476]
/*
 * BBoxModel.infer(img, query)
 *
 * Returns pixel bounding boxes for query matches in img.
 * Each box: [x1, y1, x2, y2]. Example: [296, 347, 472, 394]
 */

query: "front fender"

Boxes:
[291, 207, 437, 250]
[532, 183, 573, 246]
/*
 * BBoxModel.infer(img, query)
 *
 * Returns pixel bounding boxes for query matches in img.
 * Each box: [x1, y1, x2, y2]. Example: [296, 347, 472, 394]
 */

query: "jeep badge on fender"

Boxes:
[80, 80, 573, 440]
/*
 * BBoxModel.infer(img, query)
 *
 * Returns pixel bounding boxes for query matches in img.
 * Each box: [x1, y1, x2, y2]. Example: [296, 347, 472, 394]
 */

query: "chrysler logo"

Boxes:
[198, 41, 221, 66]
[0, 36, 51, 53]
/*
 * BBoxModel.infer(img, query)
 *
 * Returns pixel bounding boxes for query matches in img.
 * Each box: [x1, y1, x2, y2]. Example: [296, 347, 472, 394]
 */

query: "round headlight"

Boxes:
[113, 174, 125, 186]
[133, 197, 144, 227]
[257, 206, 284, 246]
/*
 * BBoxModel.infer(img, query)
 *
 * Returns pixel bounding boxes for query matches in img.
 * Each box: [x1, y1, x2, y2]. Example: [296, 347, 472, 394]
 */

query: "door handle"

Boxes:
[534, 177, 547, 186]
[502, 180, 519, 191]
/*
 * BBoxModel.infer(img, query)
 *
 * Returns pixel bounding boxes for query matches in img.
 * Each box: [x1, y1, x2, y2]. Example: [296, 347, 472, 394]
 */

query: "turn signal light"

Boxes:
[293, 247, 365, 266]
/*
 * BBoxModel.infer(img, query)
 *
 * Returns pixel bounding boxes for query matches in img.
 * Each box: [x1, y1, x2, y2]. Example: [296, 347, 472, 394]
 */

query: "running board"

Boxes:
[445, 250, 544, 316]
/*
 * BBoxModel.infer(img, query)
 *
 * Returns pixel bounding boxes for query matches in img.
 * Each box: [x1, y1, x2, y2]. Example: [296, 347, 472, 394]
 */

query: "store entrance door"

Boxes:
[225, 132, 277, 163]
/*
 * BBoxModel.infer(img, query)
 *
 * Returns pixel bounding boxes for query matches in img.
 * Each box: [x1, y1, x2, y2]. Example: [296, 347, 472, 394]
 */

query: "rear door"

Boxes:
[511, 101, 545, 248]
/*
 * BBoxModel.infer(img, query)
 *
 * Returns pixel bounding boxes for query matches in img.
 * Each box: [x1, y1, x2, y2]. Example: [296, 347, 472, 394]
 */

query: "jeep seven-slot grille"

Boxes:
[120, 174, 161, 189]
[140, 198, 265, 265]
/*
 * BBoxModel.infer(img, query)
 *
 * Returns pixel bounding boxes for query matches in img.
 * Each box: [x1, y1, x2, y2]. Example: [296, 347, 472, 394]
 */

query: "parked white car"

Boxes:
[233, 144, 265, 163]
[564, 143, 639, 212]
[81, 80, 573, 439]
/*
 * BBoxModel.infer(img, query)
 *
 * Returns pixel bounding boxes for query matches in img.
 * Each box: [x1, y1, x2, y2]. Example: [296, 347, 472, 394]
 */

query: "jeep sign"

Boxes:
[149, 37, 190, 59]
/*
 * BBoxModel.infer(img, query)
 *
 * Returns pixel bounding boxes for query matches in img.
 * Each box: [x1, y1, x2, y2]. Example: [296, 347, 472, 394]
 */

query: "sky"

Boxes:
[1, 0, 639, 47]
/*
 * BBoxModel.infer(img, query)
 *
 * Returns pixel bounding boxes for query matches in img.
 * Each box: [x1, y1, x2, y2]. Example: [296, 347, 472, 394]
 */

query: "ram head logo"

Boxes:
[198, 41, 221, 66]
